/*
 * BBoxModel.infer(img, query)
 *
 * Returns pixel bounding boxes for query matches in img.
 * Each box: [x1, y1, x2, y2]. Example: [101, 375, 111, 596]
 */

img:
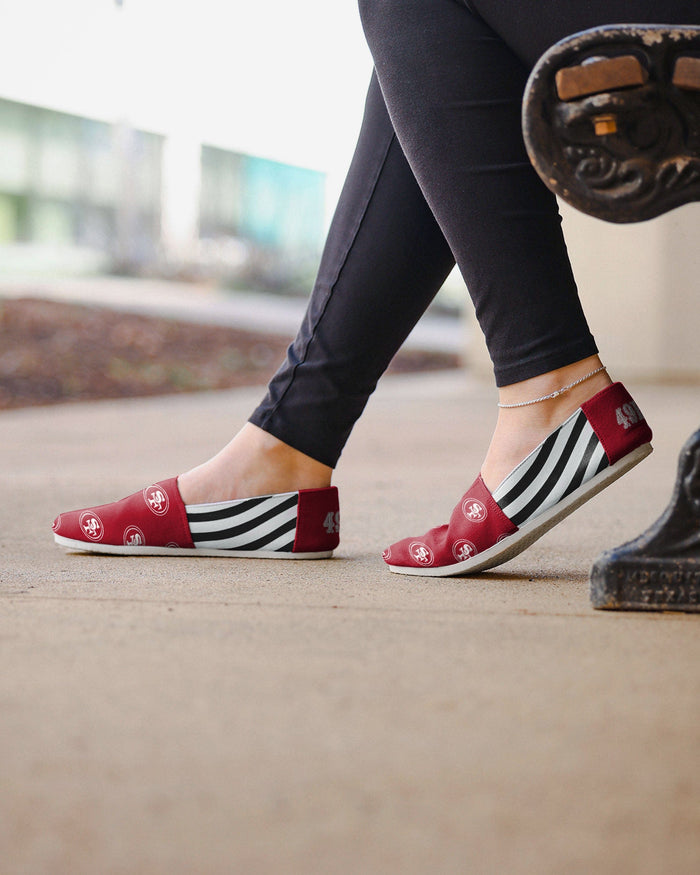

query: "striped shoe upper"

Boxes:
[492, 409, 608, 527]
[186, 492, 300, 553]
[185, 486, 340, 555]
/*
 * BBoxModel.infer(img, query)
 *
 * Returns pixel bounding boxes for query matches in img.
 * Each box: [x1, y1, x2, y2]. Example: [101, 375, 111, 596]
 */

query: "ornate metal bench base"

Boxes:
[523, 24, 700, 223]
[524, 25, 700, 610]
[590, 430, 700, 612]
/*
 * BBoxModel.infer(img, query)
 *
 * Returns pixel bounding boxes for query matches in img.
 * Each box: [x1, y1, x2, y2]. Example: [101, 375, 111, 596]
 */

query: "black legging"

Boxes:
[250, 0, 699, 469]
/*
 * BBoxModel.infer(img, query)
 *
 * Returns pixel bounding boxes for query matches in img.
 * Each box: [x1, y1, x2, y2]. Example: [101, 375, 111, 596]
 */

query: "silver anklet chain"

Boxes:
[497, 366, 607, 409]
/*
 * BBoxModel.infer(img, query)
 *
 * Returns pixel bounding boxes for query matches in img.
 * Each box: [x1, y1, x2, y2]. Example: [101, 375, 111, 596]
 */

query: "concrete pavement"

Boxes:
[1, 372, 699, 874]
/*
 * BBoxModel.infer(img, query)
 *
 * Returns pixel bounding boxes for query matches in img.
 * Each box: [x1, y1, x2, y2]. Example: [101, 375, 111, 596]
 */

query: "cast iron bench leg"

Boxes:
[590, 429, 700, 612]
[522, 24, 700, 612]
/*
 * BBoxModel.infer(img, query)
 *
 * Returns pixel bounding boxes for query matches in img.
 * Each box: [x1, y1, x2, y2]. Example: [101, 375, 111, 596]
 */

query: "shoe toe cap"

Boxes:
[383, 537, 438, 568]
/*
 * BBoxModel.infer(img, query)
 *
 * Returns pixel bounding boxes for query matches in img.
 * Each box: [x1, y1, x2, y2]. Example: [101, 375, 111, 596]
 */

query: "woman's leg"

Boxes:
[358, 0, 612, 491]
[359, 0, 599, 389]
[358, 0, 699, 493]
[179, 74, 455, 503]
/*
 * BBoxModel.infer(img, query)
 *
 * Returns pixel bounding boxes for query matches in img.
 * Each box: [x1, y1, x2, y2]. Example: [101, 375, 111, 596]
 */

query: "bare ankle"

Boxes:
[178, 423, 332, 505]
[496, 356, 611, 419]
[481, 357, 612, 492]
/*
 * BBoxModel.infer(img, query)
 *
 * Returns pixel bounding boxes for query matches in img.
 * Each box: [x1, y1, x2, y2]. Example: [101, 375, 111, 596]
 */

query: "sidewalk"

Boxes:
[1, 372, 699, 874]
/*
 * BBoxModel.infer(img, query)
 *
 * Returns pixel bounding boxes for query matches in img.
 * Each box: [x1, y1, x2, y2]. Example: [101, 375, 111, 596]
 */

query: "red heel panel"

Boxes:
[294, 487, 340, 554]
[581, 382, 652, 464]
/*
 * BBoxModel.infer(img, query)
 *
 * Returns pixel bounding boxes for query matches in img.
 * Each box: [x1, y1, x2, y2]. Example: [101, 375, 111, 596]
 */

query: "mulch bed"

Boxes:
[0, 297, 459, 410]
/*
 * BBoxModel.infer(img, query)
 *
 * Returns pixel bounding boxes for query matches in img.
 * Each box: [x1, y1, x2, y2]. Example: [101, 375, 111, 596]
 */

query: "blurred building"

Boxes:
[0, 96, 326, 288]
[0, 98, 161, 259]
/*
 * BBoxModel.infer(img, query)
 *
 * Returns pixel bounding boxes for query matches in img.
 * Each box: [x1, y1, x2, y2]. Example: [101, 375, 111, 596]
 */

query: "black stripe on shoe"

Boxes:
[507, 413, 588, 526]
[493, 427, 561, 511]
[559, 430, 608, 502]
[185, 494, 271, 524]
[230, 517, 297, 552]
[185, 492, 299, 553]
[189, 494, 298, 543]
[493, 410, 611, 528]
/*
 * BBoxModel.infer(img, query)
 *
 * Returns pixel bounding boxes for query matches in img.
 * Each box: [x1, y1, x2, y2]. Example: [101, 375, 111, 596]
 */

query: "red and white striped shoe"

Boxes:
[383, 382, 652, 577]
[53, 480, 340, 559]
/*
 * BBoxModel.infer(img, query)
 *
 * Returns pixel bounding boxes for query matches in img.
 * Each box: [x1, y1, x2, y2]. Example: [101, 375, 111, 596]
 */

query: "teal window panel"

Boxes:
[240, 156, 325, 253]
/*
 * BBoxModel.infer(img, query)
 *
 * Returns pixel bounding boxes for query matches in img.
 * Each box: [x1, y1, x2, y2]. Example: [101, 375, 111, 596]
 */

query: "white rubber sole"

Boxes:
[53, 535, 333, 560]
[388, 442, 653, 577]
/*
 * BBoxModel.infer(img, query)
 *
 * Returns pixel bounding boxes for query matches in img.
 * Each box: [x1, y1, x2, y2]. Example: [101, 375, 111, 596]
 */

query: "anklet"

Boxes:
[497, 366, 607, 408]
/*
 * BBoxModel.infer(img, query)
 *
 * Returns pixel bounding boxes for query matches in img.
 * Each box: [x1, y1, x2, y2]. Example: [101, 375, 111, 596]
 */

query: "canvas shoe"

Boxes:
[384, 382, 652, 576]
[522, 24, 700, 223]
[53, 479, 340, 558]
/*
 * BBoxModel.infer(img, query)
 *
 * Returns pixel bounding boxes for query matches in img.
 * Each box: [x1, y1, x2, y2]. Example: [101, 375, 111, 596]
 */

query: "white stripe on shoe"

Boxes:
[493, 409, 609, 527]
[185, 492, 299, 553]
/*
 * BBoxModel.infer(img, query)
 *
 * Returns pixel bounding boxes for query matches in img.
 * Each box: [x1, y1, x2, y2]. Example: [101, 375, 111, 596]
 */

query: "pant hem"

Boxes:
[493, 340, 599, 387]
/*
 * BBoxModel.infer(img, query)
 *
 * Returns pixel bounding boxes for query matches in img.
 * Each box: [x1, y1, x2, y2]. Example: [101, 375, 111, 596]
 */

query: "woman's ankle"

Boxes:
[481, 357, 612, 492]
[495, 356, 611, 419]
[177, 423, 333, 505]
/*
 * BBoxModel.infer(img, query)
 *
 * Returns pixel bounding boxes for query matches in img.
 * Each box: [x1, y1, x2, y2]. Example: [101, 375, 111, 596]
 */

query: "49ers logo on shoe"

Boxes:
[452, 539, 477, 562]
[79, 511, 104, 541]
[143, 485, 169, 516]
[323, 511, 340, 534]
[123, 526, 145, 547]
[461, 498, 487, 523]
[409, 541, 434, 566]
[616, 402, 644, 430]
